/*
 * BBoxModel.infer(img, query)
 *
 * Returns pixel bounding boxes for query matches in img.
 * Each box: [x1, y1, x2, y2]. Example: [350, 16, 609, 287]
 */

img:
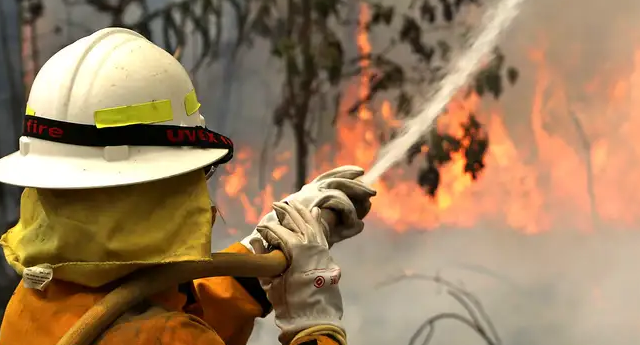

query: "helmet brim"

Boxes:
[0, 145, 230, 189]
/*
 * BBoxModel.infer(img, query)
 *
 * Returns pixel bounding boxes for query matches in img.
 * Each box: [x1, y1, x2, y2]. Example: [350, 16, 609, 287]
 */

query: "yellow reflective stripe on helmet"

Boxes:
[26, 104, 35, 116]
[94, 100, 173, 129]
[184, 89, 201, 116]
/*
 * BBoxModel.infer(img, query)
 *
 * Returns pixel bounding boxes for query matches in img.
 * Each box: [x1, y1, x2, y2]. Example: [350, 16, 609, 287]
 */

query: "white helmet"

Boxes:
[0, 27, 233, 189]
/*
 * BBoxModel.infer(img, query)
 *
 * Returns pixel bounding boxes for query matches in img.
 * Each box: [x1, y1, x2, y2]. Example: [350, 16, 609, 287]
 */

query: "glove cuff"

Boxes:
[278, 321, 345, 345]
[240, 230, 270, 254]
[292, 325, 347, 345]
[239, 237, 256, 253]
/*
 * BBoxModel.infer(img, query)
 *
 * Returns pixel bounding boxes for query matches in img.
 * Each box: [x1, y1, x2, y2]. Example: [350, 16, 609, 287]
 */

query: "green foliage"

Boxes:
[21, 0, 44, 24]
[242, 0, 355, 188]
[316, 30, 344, 86]
[363, 0, 517, 196]
[406, 114, 488, 196]
[83, 0, 249, 72]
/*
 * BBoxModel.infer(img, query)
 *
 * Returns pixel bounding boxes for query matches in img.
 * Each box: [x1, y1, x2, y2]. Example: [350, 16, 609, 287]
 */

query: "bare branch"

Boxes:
[570, 109, 600, 232]
[410, 312, 496, 345]
[377, 272, 501, 345]
[258, 124, 274, 192]
[172, 45, 184, 60]
[83, 0, 246, 68]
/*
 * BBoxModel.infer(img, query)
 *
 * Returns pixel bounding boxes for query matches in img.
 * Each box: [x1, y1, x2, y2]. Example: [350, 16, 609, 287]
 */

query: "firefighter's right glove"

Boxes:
[253, 200, 347, 345]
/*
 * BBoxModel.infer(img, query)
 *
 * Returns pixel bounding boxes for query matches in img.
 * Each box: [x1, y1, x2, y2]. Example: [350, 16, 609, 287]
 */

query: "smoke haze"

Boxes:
[5, 1, 640, 344]
[245, 0, 640, 344]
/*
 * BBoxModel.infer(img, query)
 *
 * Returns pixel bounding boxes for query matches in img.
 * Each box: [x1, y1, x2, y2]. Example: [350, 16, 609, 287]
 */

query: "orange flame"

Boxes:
[215, 4, 640, 235]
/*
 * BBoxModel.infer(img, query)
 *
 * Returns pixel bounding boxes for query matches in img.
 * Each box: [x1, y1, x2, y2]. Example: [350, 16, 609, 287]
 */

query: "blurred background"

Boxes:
[2, 0, 640, 344]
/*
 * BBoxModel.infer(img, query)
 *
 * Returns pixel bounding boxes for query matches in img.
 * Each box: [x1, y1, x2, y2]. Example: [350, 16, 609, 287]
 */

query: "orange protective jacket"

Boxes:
[0, 243, 338, 345]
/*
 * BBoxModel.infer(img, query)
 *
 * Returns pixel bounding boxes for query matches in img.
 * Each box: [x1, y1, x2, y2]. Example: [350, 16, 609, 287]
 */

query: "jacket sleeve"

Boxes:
[189, 242, 272, 345]
[98, 310, 229, 345]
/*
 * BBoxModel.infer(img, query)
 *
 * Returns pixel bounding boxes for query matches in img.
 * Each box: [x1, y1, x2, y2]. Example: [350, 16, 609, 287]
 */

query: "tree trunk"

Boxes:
[292, 0, 313, 190]
[208, 2, 241, 193]
[293, 122, 309, 190]
[215, 1, 240, 134]
[0, 0, 25, 325]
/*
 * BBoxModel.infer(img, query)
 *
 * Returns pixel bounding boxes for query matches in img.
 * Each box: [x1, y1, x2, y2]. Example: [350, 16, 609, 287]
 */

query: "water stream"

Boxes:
[361, 0, 527, 186]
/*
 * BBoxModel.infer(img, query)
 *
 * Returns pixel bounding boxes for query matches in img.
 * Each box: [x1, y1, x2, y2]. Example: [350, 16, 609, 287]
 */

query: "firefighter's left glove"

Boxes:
[243, 165, 376, 251]
[253, 200, 346, 345]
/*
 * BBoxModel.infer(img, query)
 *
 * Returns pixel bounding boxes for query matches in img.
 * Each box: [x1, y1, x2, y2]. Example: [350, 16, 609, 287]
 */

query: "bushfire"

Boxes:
[215, 5, 640, 235]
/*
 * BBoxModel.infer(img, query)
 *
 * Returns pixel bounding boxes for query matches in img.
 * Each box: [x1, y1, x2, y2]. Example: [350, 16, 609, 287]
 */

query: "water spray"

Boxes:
[360, 0, 527, 186]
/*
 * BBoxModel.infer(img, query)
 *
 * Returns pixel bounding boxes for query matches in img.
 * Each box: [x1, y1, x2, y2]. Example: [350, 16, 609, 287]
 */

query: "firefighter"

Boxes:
[0, 27, 376, 345]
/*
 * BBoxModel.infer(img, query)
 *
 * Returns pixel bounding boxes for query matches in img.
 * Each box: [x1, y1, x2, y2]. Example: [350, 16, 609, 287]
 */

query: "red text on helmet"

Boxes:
[166, 128, 232, 146]
[25, 119, 63, 138]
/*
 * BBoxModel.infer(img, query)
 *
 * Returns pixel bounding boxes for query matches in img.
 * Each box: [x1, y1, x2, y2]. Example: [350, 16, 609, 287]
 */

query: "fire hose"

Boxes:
[56, 0, 526, 342]
[56, 209, 339, 345]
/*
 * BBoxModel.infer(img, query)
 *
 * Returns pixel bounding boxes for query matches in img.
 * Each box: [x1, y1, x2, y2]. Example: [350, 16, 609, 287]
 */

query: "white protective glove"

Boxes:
[253, 200, 346, 345]
[241, 165, 376, 251]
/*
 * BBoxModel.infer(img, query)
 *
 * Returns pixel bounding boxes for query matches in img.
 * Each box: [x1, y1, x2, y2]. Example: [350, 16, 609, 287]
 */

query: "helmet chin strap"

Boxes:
[210, 205, 217, 226]
[204, 164, 218, 181]
[205, 168, 226, 227]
